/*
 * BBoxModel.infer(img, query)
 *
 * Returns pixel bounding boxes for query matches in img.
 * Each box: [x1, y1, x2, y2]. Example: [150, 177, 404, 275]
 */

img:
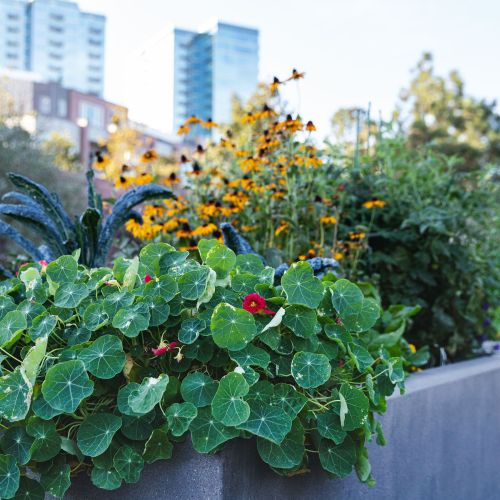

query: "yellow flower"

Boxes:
[191, 223, 218, 237]
[275, 221, 289, 236]
[177, 125, 190, 135]
[320, 215, 337, 225]
[305, 120, 316, 132]
[242, 112, 257, 124]
[269, 76, 281, 94]
[241, 225, 257, 233]
[134, 173, 154, 185]
[409, 343, 417, 353]
[94, 152, 110, 170]
[202, 118, 217, 129]
[140, 149, 158, 163]
[185, 115, 202, 125]
[349, 231, 366, 240]
[362, 199, 386, 209]
[288, 68, 305, 81]
[334, 251, 344, 261]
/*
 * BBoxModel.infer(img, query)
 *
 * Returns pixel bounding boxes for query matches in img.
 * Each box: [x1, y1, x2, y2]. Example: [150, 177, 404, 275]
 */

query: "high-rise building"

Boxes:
[129, 21, 259, 134]
[0, 0, 105, 96]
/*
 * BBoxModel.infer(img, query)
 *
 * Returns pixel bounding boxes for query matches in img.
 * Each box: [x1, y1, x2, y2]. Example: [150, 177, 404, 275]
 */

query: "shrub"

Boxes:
[0, 242, 424, 497]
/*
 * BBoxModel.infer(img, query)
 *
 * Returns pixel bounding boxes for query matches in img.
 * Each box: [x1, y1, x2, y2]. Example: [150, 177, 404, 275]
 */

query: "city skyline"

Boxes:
[77, 0, 500, 138]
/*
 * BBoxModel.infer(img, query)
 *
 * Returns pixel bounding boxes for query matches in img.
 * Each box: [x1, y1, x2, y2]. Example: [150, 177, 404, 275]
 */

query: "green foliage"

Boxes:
[0, 242, 422, 495]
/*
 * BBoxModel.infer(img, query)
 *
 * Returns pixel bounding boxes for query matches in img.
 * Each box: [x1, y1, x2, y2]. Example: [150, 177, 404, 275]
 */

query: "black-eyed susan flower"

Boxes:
[140, 149, 158, 163]
[270, 76, 281, 93]
[362, 199, 386, 209]
[192, 223, 217, 237]
[320, 215, 337, 225]
[176, 222, 192, 239]
[94, 151, 110, 170]
[242, 112, 257, 124]
[275, 221, 289, 236]
[349, 231, 366, 240]
[163, 172, 180, 187]
[202, 118, 217, 129]
[306, 120, 316, 132]
[177, 125, 190, 135]
[288, 68, 305, 81]
[186, 115, 202, 125]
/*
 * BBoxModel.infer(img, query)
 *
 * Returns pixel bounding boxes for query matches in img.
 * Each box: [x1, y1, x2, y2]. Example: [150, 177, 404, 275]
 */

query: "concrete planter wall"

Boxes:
[60, 356, 500, 500]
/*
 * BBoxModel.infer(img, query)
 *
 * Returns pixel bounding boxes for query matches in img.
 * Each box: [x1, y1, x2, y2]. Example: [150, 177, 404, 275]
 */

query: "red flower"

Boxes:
[144, 274, 152, 283]
[152, 341, 178, 357]
[242, 293, 275, 315]
[38, 260, 48, 267]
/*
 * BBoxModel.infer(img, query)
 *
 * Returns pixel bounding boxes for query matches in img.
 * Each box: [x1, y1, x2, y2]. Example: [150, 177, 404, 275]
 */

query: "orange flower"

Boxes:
[362, 199, 386, 209]
[140, 149, 158, 163]
[185, 115, 202, 125]
[305, 120, 316, 132]
[320, 215, 337, 225]
[202, 118, 217, 129]
[270, 76, 281, 93]
[275, 221, 289, 236]
[177, 125, 190, 135]
[288, 68, 305, 81]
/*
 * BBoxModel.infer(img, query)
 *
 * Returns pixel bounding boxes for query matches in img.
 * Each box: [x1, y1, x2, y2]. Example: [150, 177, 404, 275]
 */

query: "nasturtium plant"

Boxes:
[0, 242, 425, 497]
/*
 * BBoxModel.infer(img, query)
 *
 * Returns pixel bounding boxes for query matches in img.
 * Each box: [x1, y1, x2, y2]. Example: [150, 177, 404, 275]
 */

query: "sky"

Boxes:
[77, 0, 500, 138]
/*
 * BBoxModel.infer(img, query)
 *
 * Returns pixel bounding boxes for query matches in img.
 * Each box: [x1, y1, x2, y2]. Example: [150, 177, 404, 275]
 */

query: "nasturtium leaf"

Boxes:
[53, 283, 89, 308]
[348, 342, 374, 372]
[184, 338, 214, 363]
[79, 334, 125, 379]
[41, 360, 94, 413]
[143, 275, 178, 302]
[291, 351, 331, 389]
[281, 262, 324, 309]
[190, 407, 239, 453]
[316, 410, 347, 444]
[246, 380, 274, 403]
[112, 305, 150, 338]
[197, 239, 220, 261]
[32, 394, 63, 420]
[63, 325, 91, 346]
[0, 427, 33, 465]
[0, 296, 15, 318]
[282, 305, 317, 338]
[178, 318, 206, 344]
[140, 242, 175, 275]
[159, 250, 189, 272]
[180, 372, 218, 407]
[0, 367, 32, 421]
[0, 453, 20, 499]
[196, 268, 217, 307]
[386, 357, 405, 383]
[28, 313, 57, 341]
[332, 384, 369, 431]
[342, 298, 380, 333]
[26, 418, 61, 462]
[210, 303, 257, 351]
[237, 400, 291, 444]
[123, 256, 139, 290]
[16, 300, 45, 328]
[230, 272, 259, 295]
[77, 413, 122, 457]
[103, 291, 135, 318]
[178, 267, 211, 300]
[146, 296, 170, 326]
[207, 287, 241, 308]
[0, 311, 26, 347]
[60, 437, 83, 462]
[22, 337, 47, 385]
[117, 383, 142, 416]
[229, 344, 270, 369]
[11, 477, 44, 500]
[46, 255, 77, 284]
[113, 446, 144, 484]
[83, 303, 109, 331]
[128, 374, 169, 414]
[211, 373, 250, 427]
[206, 245, 236, 278]
[166, 402, 198, 436]
[120, 413, 154, 441]
[272, 384, 307, 419]
[91, 467, 122, 491]
[330, 279, 364, 318]
[315, 339, 339, 360]
[235, 254, 264, 275]
[318, 435, 357, 478]
[39, 456, 71, 498]
[143, 428, 173, 463]
[257, 419, 305, 469]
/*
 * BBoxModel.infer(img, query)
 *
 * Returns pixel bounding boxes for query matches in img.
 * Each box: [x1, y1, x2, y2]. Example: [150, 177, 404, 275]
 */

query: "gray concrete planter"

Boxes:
[60, 356, 500, 500]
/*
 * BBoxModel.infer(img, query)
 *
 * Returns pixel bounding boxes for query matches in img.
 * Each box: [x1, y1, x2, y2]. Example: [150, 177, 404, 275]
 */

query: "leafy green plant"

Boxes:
[0, 171, 175, 274]
[0, 241, 425, 497]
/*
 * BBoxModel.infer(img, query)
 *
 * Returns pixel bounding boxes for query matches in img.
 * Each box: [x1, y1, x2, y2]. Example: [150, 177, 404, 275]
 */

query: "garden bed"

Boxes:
[57, 355, 500, 500]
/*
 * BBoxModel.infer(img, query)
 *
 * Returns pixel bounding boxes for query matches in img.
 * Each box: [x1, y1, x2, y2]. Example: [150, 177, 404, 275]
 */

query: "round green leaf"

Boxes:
[53, 283, 89, 308]
[128, 374, 169, 414]
[229, 344, 270, 369]
[11, 477, 44, 500]
[237, 400, 291, 444]
[83, 303, 109, 331]
[316, 410, 347, 444]
[46, 255, 77, 284]
[333, 384, 370, 431]
[330, 279, 364, 318]
[39, 456, 71, 497]
[235, 254, 265, 274]
[178, 267, 211, 300]
[257, 419, 305, 469]
[62, 325, 91, 346]
[319, 435, 357, 478]
[0, 311, 26, 347]
[210, 303, 257, 351]
[79, 334, 125, 379]
[230, 272, 259, 295]
[117, 383, 141, 416]
[206, 245, 236, 278]
[140, 242, 175, 275]
[143, 428, 173, 463]
[166, 402, 197, 436]
[0, 296, 15, 318]
[342, 298, 380, 333]
[103, 291, 134, 318]
[32, 394, 63, 420]
[0, 427, 33, 465]
[143, 275, 178, 302]
[26, 417, 61, 462]
[120, 413, 154, 441]
[77, 413, 122, 457]
[291, 351, 331, 389]
[113, 446, 144, 484]
[0, 368, 32, 421]
[271, 384, 307, 419]
[211, 373, 250, 427]
[91, 467, 122, 491]
[178, 318, 206, 344]
[29, 313, 57, 341]
[0, 454, 20, 499]
[281, 262, 324, 308]
[112, 305, 150, 337]
[180, 372, 218, 407]
[189, 407, 239, 453]
[146, 296, 170, 326]
[41, 360, 94, 413]
[282, 305, 317, 338]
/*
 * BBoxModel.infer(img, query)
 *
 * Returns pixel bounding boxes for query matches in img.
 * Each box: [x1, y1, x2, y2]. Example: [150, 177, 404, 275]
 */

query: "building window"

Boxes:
[48, 65, 62, 73]
[88, 65, 101, 72]
[50, 13, 63, 21]
[49, 52, 63, 60]
[7, 26, 19, 33]
[39, 96, 51, 115]
[6, 40, 18, 47]
[78, 101, 104, 128]
[57, 98, 67, 117]
[89, 27, 102, 35]
[49, 25, 63, 33]
[88, 77, 101, 84]
[89, 52, 101, 60]
[7, 13, 19, 20]
[49, 40, 63, 48]
[88, 38, 102, 46]
[6, 53, 17, 60]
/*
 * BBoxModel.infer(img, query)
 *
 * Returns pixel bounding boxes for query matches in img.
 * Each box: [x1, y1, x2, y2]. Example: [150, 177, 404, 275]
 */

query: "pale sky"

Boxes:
[77, 0, 500, 138]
